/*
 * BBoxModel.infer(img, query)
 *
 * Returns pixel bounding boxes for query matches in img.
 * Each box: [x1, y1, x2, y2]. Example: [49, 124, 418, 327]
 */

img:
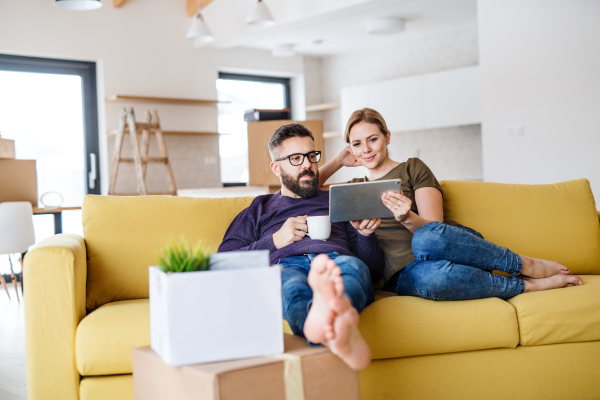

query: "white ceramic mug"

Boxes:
[306, 215, 331, 241]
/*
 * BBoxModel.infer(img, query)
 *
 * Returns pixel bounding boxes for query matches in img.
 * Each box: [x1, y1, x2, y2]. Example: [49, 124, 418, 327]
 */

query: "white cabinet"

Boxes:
[423, 66, 480, 129]
[340, 66, 480, 133]
[340, 84, 369, 133]
[369, 75, 423, 132]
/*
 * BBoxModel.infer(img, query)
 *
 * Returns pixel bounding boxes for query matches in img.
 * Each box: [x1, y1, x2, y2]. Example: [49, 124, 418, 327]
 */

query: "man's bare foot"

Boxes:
[324, 269, 345, 341]
[523, 274, 583, 293]
[520, 255, 571, 278]
[327, 306, 372, 371]
[304, 254, 342, 344]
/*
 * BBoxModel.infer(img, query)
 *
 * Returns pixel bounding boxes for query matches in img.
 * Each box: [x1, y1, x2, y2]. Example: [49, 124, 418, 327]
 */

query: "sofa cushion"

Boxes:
[83, 195, 254, 310]
[441, 179, 600, 275]
[508, 275, 600, 346]
[76, 299, 150, 376]
[359, 295, 520, 360]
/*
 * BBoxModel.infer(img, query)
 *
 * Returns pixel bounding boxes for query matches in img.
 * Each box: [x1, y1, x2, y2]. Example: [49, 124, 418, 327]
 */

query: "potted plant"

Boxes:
[149, 238, 283, 366]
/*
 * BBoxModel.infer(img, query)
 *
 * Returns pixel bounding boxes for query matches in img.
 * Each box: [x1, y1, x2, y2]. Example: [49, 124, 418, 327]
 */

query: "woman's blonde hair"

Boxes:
[343, 108, 389, 143]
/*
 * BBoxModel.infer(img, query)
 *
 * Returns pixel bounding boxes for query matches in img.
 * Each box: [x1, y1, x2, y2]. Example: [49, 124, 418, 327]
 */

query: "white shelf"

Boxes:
[323, 131, 342, 139]
[106, 95, 225, 106]
[107, 130, 223, 136]
[305, 102, 340, 112]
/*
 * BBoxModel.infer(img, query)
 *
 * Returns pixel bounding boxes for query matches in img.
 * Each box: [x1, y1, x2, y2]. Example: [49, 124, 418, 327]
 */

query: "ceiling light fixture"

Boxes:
[54, 0, 102, 10]
[187, 3, 214, 42]
[272, 44, 295, 58]
[365, 17, 405, 35]
[246, 0, 275, 27]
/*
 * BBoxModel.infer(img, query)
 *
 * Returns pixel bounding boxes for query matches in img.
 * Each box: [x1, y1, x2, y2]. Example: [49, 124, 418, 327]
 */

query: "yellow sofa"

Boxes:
[24, 179, 600, 400]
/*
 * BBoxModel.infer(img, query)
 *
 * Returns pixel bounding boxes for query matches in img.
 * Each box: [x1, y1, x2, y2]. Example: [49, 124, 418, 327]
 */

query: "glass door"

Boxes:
[0, 54, 100, 274]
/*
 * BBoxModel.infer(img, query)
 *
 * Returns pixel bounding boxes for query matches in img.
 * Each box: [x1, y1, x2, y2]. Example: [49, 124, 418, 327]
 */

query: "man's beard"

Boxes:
[281, 167, 320, 198]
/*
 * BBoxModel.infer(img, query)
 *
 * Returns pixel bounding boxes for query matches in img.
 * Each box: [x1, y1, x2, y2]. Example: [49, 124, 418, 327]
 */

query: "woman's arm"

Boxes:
[414, 187, 444, 222]
[381, 188, 442, 233]
[318, 146, 361, 187]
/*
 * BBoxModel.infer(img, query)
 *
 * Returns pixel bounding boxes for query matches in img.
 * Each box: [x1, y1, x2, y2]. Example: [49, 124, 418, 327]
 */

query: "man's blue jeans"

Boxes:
[395, 222, 525, 300]
[279, 252, 375, 338]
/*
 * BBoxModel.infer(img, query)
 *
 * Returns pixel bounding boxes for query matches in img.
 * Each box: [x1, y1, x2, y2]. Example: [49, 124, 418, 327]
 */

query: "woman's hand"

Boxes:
[350, 218, 381, 236]
[336, 146, 361, 168]
[382, 191, 412, 223]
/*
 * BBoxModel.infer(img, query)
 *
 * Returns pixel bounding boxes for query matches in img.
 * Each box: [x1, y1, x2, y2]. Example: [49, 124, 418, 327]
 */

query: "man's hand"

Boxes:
[349, 218, 381, 236]
[273, 216, 308, 249]
[336, 146, 361, 168]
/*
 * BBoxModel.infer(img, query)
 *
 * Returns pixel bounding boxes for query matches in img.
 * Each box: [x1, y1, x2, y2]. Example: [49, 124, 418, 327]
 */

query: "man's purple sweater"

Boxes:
[218, 190, 384, 280]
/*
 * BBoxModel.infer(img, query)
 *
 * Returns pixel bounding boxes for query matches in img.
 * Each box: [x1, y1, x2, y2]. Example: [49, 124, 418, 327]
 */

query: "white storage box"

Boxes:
[149, 250, 283, 366]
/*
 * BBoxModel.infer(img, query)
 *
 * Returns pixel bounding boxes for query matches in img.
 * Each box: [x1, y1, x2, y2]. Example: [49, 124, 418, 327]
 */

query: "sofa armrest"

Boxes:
[24, 234, 87, 400]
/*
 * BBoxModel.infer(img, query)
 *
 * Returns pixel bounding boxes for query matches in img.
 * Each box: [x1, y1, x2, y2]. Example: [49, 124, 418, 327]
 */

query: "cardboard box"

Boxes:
[0, 159, 38, 206]
[0, 138, 15, 159]
[149, 251, 283, 367]
[247, 120, 323, 187]
[133, 334, 360, 400]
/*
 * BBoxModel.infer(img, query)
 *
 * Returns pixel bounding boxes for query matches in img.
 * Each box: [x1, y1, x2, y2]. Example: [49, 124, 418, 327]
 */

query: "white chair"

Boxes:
[0, 202, 35, 300]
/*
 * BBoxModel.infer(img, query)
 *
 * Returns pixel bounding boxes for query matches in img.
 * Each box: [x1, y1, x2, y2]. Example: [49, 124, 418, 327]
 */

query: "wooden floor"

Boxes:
[0, 284, 27, 400]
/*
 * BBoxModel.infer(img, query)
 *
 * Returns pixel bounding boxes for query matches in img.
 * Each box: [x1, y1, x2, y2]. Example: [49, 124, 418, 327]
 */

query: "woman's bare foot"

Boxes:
[327, 306, 372, 371]
[523, 274, 583, 293]
[304, 254, 342, 344]
[520, 255, 571, 278]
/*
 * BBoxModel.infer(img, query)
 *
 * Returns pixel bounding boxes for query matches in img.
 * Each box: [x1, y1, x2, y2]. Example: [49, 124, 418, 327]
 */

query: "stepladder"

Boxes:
[109, 108, 177, 196]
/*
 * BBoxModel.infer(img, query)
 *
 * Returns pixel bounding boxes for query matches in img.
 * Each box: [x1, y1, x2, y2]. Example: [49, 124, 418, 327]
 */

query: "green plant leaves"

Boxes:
[157, 236, 213, 273]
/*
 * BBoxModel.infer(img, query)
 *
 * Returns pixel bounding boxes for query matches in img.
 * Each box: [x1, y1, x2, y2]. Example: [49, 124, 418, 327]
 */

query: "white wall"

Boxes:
[0, 0, 304, 194]
[478, 0, 600, 199]
[305, 24, 482, 183]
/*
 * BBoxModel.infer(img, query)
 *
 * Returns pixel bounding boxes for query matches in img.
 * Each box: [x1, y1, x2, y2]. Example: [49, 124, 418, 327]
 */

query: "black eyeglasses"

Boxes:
[274, 151, 322, 166]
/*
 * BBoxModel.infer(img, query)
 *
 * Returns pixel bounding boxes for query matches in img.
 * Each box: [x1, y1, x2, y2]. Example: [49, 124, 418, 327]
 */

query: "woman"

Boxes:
[318, 108, 582, 300]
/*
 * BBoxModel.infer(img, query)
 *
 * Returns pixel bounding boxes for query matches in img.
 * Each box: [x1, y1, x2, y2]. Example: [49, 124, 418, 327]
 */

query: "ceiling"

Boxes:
[201, 0, 478, 55]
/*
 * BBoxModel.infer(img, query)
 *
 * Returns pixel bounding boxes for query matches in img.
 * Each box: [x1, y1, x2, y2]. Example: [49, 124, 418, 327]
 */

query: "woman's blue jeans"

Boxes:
[395, 222, 525, 300]
[279, 252, 374, 338]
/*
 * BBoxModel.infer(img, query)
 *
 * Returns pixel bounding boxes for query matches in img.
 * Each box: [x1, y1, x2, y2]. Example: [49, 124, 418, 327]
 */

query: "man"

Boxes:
[218, 123, 384, 371]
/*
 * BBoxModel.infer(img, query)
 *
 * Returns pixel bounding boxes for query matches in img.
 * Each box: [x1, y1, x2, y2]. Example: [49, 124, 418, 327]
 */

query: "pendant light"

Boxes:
[187, 0, 214, 42]
[246, 0, 275, 27]
[54, 0, 102, 10]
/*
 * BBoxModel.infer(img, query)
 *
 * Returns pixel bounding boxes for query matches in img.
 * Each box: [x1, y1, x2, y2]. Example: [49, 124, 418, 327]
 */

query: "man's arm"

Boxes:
[218, 207, 309, 253]
[218, 208, 277, 253]
[345, 223, 384, 282]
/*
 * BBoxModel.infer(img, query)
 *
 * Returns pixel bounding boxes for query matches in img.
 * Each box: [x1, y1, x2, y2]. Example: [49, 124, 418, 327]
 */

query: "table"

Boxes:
[32, 206, 81, 235]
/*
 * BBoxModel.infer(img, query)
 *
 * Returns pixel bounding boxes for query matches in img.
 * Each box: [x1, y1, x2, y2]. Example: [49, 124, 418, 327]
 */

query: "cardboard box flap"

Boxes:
[190, 355, 282, 376]
[282, 334, 330, 358]
[135, 346, 281, 377]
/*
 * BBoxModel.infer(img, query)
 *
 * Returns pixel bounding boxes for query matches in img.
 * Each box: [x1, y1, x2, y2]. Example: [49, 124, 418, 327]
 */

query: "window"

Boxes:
[217, 73, 290, 184]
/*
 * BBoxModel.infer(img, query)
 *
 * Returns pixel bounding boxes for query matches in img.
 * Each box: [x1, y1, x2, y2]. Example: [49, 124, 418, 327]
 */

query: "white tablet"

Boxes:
[329, 179, 401, 223]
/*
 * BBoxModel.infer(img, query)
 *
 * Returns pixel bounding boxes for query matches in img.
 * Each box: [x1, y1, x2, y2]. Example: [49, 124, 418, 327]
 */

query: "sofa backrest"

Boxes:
[82, 195, 254, 311]
[440, 179, 600, 275]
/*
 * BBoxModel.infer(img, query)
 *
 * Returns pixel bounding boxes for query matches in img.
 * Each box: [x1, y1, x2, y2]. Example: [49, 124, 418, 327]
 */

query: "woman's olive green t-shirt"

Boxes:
[350, 158, 443, 283]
